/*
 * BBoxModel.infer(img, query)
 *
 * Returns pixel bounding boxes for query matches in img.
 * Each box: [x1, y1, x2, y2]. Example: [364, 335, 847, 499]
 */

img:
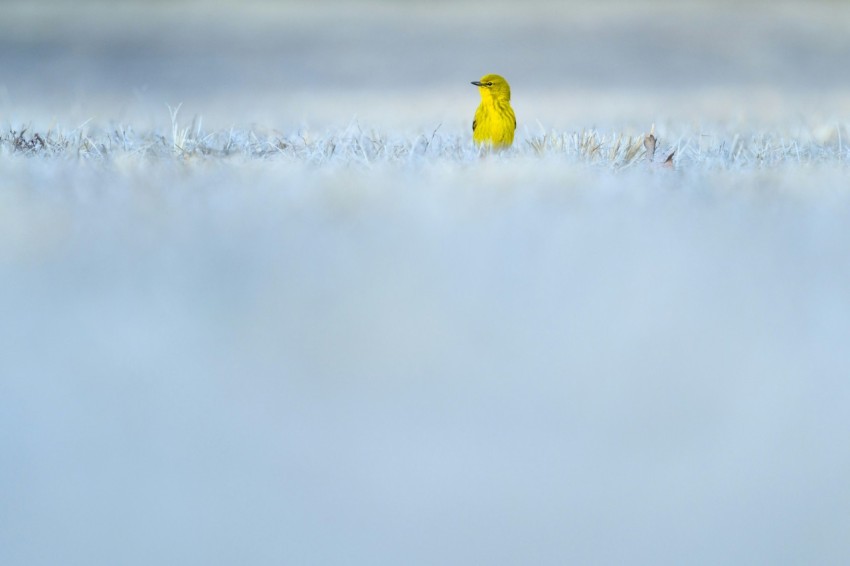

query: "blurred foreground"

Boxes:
[3, 150, 850, 564]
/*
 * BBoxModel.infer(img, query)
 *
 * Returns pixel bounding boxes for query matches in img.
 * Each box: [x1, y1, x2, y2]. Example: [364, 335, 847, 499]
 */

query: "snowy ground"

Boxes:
[3, 1, 850, 565]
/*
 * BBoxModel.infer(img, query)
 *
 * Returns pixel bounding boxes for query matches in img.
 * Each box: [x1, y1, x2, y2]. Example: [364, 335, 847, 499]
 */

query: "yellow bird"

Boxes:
[471, 74, 516, 149]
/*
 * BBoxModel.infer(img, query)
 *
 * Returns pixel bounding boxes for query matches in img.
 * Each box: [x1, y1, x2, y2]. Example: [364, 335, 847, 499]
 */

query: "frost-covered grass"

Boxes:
[3, 115, 849, 170]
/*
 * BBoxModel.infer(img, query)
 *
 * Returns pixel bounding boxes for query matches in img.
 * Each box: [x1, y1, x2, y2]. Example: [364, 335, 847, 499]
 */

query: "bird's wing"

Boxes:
[473, 104, 484, 133]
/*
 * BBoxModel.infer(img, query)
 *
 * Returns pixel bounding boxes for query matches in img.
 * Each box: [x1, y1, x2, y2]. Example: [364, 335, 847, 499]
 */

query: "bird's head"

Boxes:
[471, 74, 511, 102]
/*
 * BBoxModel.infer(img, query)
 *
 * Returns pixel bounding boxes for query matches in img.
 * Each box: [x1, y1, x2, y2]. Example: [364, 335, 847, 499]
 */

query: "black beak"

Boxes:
[471, 81, 483, 86]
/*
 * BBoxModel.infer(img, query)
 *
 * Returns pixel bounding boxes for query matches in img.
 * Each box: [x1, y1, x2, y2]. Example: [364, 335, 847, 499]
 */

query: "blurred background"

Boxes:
[2, 0, 850, 131]
[3, 2, 850, 566]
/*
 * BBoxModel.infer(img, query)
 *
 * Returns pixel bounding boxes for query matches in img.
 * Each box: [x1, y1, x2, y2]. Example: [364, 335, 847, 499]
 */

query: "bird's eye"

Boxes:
[486, 82, 493, 87]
